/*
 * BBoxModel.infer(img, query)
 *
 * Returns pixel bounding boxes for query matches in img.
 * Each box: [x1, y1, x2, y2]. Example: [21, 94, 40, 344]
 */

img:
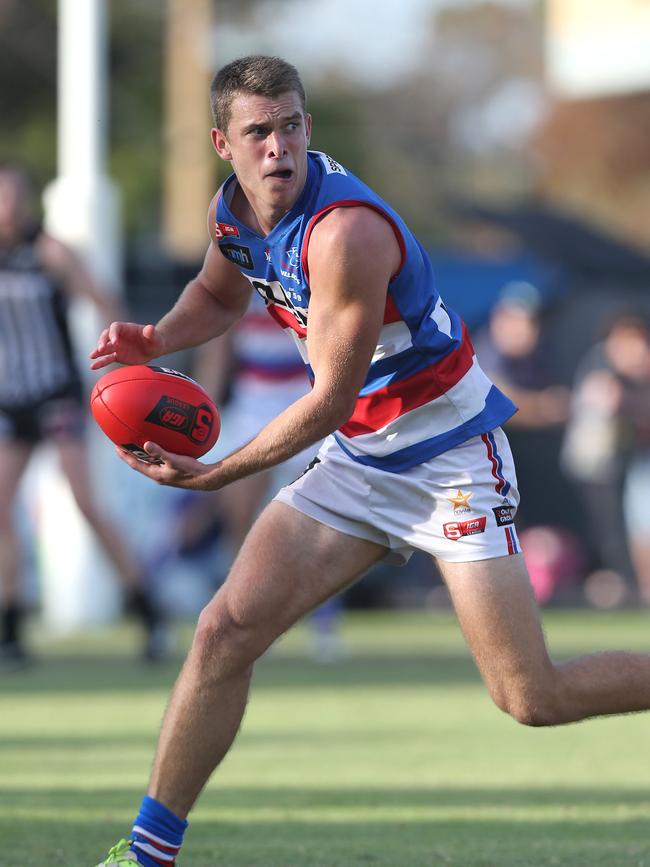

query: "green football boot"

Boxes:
[95, 839, 140, 866]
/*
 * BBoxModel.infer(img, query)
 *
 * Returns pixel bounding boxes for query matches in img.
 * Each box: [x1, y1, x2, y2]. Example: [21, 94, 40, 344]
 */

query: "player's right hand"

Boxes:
[90, 322, 166, 370]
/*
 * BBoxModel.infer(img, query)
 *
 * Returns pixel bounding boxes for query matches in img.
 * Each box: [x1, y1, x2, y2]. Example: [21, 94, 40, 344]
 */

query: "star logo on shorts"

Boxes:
[448, 489, 473, 512]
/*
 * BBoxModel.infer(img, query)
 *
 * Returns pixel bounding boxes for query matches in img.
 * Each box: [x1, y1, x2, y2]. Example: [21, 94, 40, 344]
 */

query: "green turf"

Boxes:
[1, 610, 650, 866]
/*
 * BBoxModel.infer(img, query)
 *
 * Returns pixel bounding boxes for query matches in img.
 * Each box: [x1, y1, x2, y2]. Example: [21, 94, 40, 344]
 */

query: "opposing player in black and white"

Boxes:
[0, 163, 166, 661]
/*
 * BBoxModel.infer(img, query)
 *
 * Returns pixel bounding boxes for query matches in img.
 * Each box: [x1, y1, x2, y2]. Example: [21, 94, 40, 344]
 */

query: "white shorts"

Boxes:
[274, 427, 521, 564]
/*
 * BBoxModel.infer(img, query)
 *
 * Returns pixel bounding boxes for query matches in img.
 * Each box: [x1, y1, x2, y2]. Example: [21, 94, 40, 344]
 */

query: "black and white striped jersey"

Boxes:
[0, 234, 80, 407]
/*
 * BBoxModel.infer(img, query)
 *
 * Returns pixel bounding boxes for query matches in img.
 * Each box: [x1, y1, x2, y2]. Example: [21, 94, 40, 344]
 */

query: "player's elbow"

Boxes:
[490, 679, 565, 728]
[311, 387, 357, 434]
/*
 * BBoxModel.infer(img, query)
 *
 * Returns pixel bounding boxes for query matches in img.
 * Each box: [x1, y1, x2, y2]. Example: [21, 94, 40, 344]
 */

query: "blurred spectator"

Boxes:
[0, 163, 167, 661]
[562, 312, 650, 606]
[474, 281, 571, 524]
[474, 282, 581, 603]
[474, 281, 570, 430]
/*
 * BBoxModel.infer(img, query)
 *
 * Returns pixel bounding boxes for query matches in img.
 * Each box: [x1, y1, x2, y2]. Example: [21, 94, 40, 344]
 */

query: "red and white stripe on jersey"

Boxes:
[245, 281, 490, 467]
[336, 353, 494, 459]
[264, 302, 307, 339]
[281, 294, 415, 369]
[261, 289, 415, 367]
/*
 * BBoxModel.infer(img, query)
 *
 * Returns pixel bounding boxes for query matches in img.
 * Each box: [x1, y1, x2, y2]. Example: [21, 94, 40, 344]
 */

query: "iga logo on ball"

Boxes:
[145, 396, 215, 444]
[90, 364, 220, 459]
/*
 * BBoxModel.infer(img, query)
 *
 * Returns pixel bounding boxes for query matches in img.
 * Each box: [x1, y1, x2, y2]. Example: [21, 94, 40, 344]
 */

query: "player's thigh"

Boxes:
[204, 500, 386, 648]
[437, 554, 554, 695]
[0, 438, 32, 523]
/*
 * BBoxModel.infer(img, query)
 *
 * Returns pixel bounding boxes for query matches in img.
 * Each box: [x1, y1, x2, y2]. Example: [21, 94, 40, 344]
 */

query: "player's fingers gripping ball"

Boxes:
[90, 365, 220, 463]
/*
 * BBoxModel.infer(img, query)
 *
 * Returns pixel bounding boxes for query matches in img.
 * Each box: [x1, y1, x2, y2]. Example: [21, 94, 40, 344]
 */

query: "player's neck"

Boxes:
[230, 182, 297, 237]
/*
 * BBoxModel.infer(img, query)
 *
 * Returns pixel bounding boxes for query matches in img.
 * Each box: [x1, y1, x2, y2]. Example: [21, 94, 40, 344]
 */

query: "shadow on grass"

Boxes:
[0, 652, 482, 695]
[1, 785, 649, 811]
[1, 786, 649, 867]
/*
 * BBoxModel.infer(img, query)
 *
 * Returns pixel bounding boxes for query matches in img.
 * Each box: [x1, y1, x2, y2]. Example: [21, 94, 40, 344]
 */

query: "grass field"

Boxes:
[1, 609, 650, 867]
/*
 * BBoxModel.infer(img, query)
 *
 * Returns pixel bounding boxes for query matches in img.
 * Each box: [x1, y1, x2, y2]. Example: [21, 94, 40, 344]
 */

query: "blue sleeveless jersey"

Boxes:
[215, 151, 516, 472]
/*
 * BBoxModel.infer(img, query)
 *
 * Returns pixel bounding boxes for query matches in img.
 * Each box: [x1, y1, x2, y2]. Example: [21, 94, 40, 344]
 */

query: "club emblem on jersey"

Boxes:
[448, 489, 473, 513]
[284, 246, 300, 269]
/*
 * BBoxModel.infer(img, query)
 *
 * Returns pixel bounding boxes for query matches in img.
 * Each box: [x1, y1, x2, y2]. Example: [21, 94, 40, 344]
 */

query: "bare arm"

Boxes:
[90, 196, 252, 368]
[120, 205, 402, 490]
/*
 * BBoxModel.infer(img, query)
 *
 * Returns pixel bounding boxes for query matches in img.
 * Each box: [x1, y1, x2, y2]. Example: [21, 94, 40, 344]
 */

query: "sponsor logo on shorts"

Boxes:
[221, 243, 254, 270]
[145, 397, 215, 444]
[492, 503, 516, 526]
[443, 516, 487, 541]
[447, 489, 473, 514]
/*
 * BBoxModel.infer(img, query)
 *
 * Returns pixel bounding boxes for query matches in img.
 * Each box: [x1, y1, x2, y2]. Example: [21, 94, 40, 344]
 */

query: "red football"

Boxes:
[90, 365, 220, 462]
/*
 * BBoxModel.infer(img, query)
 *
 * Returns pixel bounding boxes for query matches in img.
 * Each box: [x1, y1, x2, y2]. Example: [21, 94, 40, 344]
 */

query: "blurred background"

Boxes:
[2, 0, 650, 648]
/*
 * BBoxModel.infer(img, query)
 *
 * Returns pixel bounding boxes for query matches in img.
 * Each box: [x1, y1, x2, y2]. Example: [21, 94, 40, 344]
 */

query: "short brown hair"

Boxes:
[210, 55, 306, 132]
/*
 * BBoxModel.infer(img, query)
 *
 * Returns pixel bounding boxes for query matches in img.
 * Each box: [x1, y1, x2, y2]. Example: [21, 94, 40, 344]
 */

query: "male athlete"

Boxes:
[91, 56, 650, 866]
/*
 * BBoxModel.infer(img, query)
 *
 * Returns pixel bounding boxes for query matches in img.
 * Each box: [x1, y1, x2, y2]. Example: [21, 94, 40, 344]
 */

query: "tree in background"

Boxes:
[4, 1, 645, 255]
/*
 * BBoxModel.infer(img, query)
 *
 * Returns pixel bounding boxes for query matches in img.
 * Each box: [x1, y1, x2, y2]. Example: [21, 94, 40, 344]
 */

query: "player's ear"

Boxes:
[305, 113, 312, 146]
[211, 127, 232, 161]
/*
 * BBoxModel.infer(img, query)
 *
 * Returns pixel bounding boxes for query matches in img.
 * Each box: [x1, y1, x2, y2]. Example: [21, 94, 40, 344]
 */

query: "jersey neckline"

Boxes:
[219, 155, 318, 244]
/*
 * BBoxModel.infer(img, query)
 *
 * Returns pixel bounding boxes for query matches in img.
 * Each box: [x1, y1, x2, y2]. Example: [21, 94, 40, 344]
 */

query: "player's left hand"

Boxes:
[116, 441, 223, 491]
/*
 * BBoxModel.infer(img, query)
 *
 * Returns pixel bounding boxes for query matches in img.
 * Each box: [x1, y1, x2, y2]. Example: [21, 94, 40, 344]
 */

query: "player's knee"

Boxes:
[193, 603, 263, 676]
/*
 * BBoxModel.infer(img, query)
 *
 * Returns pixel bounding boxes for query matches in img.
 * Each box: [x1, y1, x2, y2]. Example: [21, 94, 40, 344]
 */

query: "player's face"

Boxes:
[211, 90, 311, 221]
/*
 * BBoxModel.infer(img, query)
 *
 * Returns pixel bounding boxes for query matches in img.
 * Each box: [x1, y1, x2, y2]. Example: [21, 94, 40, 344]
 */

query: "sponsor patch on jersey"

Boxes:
[215, 221, 239, 239]
[317, 152, 347, 176]
[492, 503, 516, 527]
[443, 516, 487, 541]
[221, 243, 254, 270]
